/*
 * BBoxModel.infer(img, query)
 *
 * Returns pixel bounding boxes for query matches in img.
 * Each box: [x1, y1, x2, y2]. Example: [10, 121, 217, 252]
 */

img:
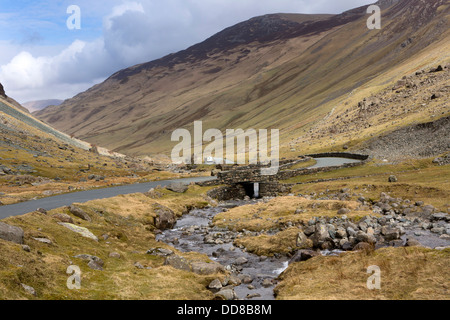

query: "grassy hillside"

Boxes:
[34, 0, 450, 160]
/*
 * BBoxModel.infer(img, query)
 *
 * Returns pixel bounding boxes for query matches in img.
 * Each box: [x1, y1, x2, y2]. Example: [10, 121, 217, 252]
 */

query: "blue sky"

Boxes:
[0, 0, 372, 103]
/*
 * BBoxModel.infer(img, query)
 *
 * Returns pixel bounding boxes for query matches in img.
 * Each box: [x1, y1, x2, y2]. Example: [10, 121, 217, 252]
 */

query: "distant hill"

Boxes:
[35, 0, 450, 158]
[23, 99, 63, 112]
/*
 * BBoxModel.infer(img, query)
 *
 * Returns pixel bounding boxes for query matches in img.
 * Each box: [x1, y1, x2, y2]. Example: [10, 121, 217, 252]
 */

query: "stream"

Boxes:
[157, 199, 289, 300]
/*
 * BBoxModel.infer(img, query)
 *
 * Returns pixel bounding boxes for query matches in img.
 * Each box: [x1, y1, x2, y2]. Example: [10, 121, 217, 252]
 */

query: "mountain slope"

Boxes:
[23, 99, 63, 112]
[35, 0, 450, 158]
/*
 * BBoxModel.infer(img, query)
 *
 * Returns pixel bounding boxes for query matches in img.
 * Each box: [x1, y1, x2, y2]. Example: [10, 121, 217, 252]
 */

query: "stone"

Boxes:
[52, 213, 74, 224]
[58, 223, 98, 241]
[208, 279, 223, 290]
[388, 175, 398, 183]
[147, 247, 174, 257]
[381, 226, 400, 241]
[405, 238, 422, 247]
[223, 275, 241, 286]
[0, 222, 24, 244]
[337, 208, 350, 215]
[296, 231, 313, 249]
[164, 255, 191, 272]
[234, 257, 248, 265]
[190, 261, 224, 275]
[68, 205, 91, 222]
[312, 223, 331, 248]
[22, 245, 31, 252]
[261, 279, 274, 288]
[134, 262, 144, 269]
[32, 237, 52, 245]
[353, 242, 373, 252]
[431, 212, 449, 221]
[165, 182, 189, 193]
[109, 252, 121, 259]
[153, 204, 176, 230]
[21, 284, 36, 296]
[74, 254, 104, 271]
[215, 289, 237, 300]
[36, 208, 47, 215]
[289, 249, 320, 264]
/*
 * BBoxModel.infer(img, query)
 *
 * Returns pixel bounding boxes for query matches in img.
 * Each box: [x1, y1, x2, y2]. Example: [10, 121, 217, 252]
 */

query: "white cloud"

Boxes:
[0, 0, 372, 103]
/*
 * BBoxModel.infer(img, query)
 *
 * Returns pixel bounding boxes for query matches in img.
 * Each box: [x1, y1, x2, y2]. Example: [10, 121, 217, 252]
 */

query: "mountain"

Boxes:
[23, 99, 63, 112]
[35, 0, 450, 158]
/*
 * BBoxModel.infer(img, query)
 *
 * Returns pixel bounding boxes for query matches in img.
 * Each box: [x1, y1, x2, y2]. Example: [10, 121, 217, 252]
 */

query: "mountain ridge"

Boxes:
[35, 0, 450, 157]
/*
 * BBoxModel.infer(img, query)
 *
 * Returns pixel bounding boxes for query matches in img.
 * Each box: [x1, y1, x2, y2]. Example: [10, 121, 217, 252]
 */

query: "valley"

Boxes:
[0, 0, 448, 302]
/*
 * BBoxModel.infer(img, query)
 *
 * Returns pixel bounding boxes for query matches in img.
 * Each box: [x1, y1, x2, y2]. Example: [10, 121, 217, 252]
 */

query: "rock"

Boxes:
[134, 262, 144, 269]
[58, 223, 98, 241]
[0, 222, 24, 244]
[22, 245, 31, 252]
[68, 205, 91, 222]
[289, 249, 320, 264]
[431, 212, 449, 222]
[440, 234, 450, 240]
[32, 237, 52, 245]
[312, 223, 331, 248]
[147, 247, 174, 256]
[405, 238, 422, 247]
[388, 175, 398, 183]
[191, 261, 224, 275]
[234, 257, 248, 265]
[153, 204, 176, 230]
[164, 255, 191, 272]
[208, 279, 223, 290]
[74, 254, 104, 271]
[223, 275, 241, 286]
[381, 227, 400, 241]
[165, 182, 188, 193]
[36, 208, 47, 215]
[215, 289, 237, 300]
[353, 242, 373, 252]
[296, 231, 313, 249]
[337, 208, 350, 215]
[21, 284, 36, 296]
[52, 213, 74, 224]
[246, 293, 261, 299]
[261, 279, 274, 288]
[109, 252, 121, 259]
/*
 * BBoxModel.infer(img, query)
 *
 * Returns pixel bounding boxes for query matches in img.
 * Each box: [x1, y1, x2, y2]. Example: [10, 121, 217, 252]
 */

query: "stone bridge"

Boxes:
[200, 153, 369, 201]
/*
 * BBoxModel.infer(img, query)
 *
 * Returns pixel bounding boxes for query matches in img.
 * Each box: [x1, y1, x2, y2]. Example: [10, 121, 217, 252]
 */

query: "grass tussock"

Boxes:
[213, 196, 370, 232]
[0, 185, 220, 300]
[275, 247, 450, 300]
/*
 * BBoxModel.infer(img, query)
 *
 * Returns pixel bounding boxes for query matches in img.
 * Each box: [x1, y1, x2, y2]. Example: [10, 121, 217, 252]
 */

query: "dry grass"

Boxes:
[0, 185, 220, 300]
[213, 196, 372, 232]
[275, 247, 450, 300]
[235, 227, 300, 257]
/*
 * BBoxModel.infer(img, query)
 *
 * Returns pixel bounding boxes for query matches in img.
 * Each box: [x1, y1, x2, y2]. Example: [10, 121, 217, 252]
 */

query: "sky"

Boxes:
[0, 0, 373, 103]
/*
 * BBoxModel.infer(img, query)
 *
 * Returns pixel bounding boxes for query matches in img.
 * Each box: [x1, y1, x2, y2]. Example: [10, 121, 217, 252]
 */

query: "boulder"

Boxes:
[74, 254, 104, 271]
[153, 204, 176, 230]
[388, 175, 398, 183]
[147, 247, 174, 257]
[190, 260, 224, 275]
[289, 249, 320, 264]
[165, 182, 188, 193]
[0, 222, 24, 244]
[68, 205, 91, 222]
[208, 279, 223, 290]
[353, 242, 373, 252]
[52, 213, 74, 224]
[312, 223, 331, 248]
[215, 288, 237, 300]
[164, 255, 191, 272]
[58, 223, 98, 241]
[296, 231, 313, 249]
[381, 226, 400, 241]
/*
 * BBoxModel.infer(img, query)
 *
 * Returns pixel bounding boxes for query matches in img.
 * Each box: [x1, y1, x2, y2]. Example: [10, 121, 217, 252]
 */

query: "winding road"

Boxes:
[0, 157, 362, 220]
[0, 176, 215, 219]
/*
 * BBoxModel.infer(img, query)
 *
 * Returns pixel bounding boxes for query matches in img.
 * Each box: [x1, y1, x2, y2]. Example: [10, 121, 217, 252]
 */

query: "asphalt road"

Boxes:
[0, 176, 215, 219]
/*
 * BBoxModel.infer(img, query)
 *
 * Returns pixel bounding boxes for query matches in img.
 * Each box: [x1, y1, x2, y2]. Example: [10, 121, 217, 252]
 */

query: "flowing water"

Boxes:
[157, 200, 290, 300]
